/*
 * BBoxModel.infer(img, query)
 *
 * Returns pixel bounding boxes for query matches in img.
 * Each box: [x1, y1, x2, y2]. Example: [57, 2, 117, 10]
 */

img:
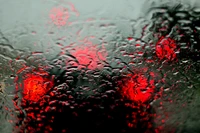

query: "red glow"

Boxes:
[121, 73, 155, 103]
[23, 72, 54, 102]
[69, 44, 107, 70]
[49, 6, 69, 26]
[156, 36, 178, 61]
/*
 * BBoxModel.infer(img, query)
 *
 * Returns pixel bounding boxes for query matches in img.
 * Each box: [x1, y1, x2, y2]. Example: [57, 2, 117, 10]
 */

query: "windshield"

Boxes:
[0, 0, 200, 133]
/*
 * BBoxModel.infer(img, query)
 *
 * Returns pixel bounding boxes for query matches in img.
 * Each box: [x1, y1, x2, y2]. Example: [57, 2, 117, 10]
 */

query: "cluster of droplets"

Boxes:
[5, 2, 199, 133]
[12, 24, 176, 133]
[145, 3, 200, 132]
[149, 3, 200, 62]
[14, 68, 153, 133]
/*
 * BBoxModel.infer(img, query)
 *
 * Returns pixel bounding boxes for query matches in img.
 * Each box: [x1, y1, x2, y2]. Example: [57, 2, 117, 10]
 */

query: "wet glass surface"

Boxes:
[0, 0, 200, 133]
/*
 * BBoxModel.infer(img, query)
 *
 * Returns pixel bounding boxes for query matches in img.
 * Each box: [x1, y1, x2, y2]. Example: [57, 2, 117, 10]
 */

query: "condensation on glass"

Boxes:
[0, 0, 200, 133]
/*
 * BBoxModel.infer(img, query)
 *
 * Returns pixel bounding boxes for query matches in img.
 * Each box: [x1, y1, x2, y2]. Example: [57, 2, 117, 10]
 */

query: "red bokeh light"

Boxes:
[69, 44, 107, 70]
[22, 72, 54, 102]
[121, 73, 155, 103]
[156, 36, 178, 61]
[49, 6, 69, 26]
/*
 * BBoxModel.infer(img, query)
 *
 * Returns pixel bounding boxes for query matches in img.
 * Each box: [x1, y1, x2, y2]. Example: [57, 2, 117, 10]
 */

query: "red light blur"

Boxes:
[69, 44, 107, 70]
[22, 72, 54, 102]
[49, 6, 69, 26]
[120, 73, 155, 103]
[156, 36, 178, 61]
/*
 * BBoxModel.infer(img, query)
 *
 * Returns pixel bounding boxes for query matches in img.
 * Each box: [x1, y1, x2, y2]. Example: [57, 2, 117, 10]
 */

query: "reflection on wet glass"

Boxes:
[0, 0, 200, 133]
